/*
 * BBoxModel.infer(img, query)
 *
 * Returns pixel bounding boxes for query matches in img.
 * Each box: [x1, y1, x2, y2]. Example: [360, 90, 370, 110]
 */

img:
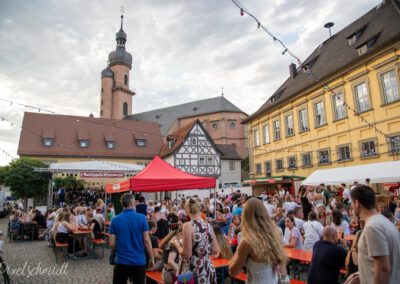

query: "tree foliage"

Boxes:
[53, 175, 86, 191]
[4, 158, 49, 199]
[0, 165, 9, 185]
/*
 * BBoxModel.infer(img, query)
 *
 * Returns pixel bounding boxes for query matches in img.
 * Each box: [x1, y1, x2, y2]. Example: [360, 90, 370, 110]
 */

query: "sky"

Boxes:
[0, 0, 381, 166]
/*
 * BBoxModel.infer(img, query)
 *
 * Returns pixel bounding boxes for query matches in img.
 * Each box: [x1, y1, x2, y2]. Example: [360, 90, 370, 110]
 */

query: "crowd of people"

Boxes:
[6, 181, 400, 284]
[107, 182, 400, 284]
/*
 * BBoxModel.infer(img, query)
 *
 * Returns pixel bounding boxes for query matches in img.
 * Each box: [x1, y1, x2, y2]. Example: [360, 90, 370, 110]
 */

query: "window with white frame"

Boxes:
[389, 135, 400, 154]
[79, 140, 89, 148]
[263, 124, 270, 144]
[337, 145, 351, 161]
[199, 157, 206, 165]
[333, 92, 346, 120]
[106, 141, 116, 149]
[265, 161, 272, 177]
[255, 163, 262, 174]
[302, 153, 312, 167]
[136, 139, 146, 147]
[299, 108, 308, 131]
[273, 120, 281, 140]
[275, 159, 284, 171]
[354, 82, 371, 112]
[381, 70, 399, 103]
[179, 159, 185, 166]
[207, 157, 214, 165]
[285, 115, 294, 136]
[288, 156, 296, 169]
[229, 160, 235, 171]
[314, 101, 326, 126]
[43, 138, 53, 147]
[361, 140, 377, 157]
[253, 128, 260, 147]
[318, 150, 330, 164]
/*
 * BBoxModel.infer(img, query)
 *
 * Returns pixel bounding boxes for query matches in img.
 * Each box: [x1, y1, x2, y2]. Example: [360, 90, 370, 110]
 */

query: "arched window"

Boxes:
[123, 102, 128, 116]
[124, 74, 128, 85]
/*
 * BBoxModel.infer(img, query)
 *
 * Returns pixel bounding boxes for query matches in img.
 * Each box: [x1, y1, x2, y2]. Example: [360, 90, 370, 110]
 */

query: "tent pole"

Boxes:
[214, 187, 216, 219]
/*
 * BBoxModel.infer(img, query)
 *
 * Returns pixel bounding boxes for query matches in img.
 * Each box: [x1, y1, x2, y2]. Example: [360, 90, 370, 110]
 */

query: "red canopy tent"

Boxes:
[105, 156, 216, 193]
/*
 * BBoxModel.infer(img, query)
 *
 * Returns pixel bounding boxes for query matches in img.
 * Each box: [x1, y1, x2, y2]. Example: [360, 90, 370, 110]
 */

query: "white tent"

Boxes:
[36, 160, 144, 173]
[302, 161, 400, 186]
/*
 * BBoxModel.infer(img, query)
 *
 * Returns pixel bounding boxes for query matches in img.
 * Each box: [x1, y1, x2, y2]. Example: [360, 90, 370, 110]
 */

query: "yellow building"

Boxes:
[244, 1, 400, 184]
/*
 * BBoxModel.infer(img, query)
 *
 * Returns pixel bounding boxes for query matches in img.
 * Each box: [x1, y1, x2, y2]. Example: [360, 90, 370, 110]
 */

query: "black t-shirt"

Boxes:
[33, 213, 46, 228]
[91, 219, 102, 239]
[145, 234, 159, 265]
[307, 240, 347, 284]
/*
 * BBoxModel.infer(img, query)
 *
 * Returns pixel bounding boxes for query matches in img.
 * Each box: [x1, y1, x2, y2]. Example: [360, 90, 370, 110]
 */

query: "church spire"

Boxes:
[116, 8, 127, 49]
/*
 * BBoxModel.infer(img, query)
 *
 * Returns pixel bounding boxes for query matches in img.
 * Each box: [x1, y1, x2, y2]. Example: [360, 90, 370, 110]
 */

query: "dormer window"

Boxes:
[43, 138, 53, 147]
[356, 32, 380, 56]
[168, 139, 175, 149]
[136, 139, 146, 147]
[79, 140, 89, 148]
[106, 141, 116, 149]
[347, 24, 368, 46]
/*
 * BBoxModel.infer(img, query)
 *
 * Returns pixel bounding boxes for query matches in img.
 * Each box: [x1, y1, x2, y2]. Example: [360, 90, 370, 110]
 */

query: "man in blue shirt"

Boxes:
[109, 193, 154, 284]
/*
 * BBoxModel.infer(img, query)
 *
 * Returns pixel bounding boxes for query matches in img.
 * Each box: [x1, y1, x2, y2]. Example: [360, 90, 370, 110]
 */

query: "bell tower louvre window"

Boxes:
[123, 102, 128, 116]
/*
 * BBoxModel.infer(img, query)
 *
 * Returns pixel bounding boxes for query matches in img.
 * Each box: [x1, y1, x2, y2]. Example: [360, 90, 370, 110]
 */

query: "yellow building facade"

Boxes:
[245, 1, 400, 179]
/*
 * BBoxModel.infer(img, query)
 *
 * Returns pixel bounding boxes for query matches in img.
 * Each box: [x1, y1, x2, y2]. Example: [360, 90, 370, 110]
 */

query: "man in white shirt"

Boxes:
[264, 197, 276, 217]
[352, 185, 400, 284]
[293, 207, 304, 231]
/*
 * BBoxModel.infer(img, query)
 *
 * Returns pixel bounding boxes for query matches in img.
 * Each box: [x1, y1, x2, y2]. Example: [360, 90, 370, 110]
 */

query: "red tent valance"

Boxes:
[105, 156, 216, 194]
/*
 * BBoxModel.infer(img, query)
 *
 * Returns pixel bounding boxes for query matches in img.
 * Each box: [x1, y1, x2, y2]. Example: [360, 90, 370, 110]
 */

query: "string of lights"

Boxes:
[1, 109, 396, 168]
[230, 0, 395, 144]
[0, 98, 54, 114]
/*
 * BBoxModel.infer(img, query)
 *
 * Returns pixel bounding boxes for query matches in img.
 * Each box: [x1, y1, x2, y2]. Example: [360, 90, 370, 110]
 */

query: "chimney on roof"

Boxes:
[89, 113, 94, 118]
[289, 63, 297, 79]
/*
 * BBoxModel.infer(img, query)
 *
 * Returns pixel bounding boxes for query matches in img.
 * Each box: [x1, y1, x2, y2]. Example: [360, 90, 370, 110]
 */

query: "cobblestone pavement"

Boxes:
[0, 217, 113, 284]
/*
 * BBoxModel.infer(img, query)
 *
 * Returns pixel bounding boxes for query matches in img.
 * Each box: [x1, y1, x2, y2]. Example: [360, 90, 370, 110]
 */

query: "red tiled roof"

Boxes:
[17, 112, 164, 159]
[158, 120, 196, 158]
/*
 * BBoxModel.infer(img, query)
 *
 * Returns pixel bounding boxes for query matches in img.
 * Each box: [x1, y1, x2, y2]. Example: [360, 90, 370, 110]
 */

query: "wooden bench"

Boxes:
[145, 270, 163, 284]
[232, 272, 305, 284]
[54, 242, 68, 263]
[90, 238, 106, 258]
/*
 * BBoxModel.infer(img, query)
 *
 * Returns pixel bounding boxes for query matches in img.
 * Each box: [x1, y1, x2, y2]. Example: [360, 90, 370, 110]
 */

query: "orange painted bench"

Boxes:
[145, 270, 163, 284]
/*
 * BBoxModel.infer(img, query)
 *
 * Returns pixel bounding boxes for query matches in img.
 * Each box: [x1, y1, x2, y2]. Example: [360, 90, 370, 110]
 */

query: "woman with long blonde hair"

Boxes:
[229, 198, 289, 284]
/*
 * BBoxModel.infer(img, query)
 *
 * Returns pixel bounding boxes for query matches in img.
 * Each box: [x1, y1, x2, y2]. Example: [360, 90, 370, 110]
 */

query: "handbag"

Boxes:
[173, 220, 209, 284]
[109, 249, 116, 265]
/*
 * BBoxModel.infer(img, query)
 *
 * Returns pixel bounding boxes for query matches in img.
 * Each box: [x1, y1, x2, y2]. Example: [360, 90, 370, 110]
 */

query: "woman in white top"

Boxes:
[327, 209, 350, 236]
[303, 211, 323, 251]
[229, 198, 289, 284]
[283, 216, 303, 249]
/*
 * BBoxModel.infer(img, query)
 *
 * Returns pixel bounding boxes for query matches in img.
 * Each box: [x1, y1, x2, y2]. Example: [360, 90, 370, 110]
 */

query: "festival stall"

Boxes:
[105, 156, 216, 194]
[302, 161, 400, 204]
[302, 161, 400, 186]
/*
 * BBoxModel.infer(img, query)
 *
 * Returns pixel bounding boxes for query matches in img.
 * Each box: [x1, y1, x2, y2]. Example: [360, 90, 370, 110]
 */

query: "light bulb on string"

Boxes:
[240, 8, 244, 16]
[257, 22, 260, 28]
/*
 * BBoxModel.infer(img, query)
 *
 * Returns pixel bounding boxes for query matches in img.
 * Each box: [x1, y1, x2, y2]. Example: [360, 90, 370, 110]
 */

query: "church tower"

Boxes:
[100, 14, 135, 120]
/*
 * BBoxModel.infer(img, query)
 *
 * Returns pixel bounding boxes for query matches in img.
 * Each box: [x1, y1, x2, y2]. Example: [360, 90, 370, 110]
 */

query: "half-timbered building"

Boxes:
[159, 120, 221, 177]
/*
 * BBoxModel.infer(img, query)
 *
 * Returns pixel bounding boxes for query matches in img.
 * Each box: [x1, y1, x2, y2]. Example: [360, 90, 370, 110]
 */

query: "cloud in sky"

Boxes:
[0, 0, 380, 165]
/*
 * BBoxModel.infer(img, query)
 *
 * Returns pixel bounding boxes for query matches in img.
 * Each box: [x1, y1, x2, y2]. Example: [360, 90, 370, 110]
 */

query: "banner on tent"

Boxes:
[80, 172, 125, 178]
